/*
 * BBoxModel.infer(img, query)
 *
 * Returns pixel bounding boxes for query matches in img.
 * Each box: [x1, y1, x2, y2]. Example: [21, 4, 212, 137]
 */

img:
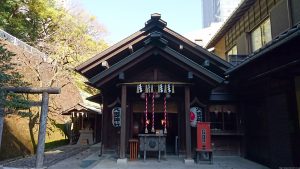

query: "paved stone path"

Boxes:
[91, 155, 270, 169]
[1, 145, 270, 169]
[47, 149, 270, 169]
[1, 145, 89, 168]
[48, 145, 101, 169]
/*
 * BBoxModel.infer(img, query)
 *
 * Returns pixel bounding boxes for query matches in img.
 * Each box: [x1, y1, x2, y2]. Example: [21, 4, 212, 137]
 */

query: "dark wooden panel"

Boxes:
[120, 85, 127, 158]
[290, 0, 300, 25]
[270, 0, 291, 38]
[254, 1, 261, 24]
[184, 86, 191, 159]
[211, 136, 242, 156]
[102, 90, 120, 150]
[260, 0, 268, 18]
[236, 33, 250, 55]
[266, 93, 294, 168]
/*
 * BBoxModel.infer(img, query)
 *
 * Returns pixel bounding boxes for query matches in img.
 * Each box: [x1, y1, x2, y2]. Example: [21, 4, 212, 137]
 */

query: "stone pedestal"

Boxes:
[117, 158, 128, 164]
[184, 159, 195, 165]
[77, 129, 94, 145]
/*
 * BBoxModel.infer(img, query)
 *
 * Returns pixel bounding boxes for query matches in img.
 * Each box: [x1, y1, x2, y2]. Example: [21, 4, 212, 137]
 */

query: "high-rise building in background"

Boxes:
[184, 0, 241, 46]
[202, 0, 241, 28]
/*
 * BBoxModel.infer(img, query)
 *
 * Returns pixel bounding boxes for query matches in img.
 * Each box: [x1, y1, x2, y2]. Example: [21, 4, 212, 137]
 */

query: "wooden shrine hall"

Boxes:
[62, 103, 102, 145]
[75, 14, 241, 162]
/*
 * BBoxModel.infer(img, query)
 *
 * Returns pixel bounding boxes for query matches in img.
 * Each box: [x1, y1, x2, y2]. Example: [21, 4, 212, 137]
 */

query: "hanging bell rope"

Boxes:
[145, 93, 148, 133]
[136, 83, 177, 134]
[164, 94, 167, 134]
[151, 92, 155, 132]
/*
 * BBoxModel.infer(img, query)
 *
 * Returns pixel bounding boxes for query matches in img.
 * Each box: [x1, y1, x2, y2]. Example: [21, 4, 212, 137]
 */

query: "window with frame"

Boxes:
[251, 18, 272, 52]
[226, 45, 237, 62]
[209, 105, 237, 131]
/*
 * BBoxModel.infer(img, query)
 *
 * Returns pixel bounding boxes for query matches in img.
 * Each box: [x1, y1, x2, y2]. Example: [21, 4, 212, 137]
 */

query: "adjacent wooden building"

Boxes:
[207, 0, 300, 168]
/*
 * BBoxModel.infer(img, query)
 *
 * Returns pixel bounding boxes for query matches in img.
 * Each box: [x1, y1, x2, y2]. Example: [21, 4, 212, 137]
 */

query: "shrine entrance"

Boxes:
[131, 86, 180, 155]
[132, 111, 178, 154]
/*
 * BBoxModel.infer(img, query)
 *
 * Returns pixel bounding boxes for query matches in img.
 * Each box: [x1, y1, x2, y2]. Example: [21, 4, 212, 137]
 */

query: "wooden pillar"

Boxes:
[0, 106, 4, 150]
[94, 113, 97, 142]
[70, 112, 74, 144]
[0, 92, 7, 150]
[185, 86, 192, 159]
[120, 85, 127, 159]
[36, 92, 49, 168]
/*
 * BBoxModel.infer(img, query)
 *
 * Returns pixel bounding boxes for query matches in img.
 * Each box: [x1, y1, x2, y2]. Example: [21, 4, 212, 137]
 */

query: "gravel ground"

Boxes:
[1, 145, 90, 168]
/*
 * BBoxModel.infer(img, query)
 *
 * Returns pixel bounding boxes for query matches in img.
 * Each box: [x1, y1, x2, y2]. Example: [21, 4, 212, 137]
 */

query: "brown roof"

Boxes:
[76, 14, 232, 87]
[62, 103, 101, 115]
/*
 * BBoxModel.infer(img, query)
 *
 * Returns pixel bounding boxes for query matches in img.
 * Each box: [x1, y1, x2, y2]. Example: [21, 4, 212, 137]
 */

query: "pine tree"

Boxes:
[0, 44, 29, 109]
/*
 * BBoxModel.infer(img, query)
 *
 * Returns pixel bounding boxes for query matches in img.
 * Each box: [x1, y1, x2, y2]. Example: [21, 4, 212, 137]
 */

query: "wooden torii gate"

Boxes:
[0, 87, 60, 168]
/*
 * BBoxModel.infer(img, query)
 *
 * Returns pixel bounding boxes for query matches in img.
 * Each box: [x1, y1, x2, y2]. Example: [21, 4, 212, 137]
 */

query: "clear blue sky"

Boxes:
[79, 0, 203, 45]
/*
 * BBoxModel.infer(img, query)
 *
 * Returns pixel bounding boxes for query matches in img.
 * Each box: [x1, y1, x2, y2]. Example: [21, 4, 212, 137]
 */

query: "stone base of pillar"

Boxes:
[184, 158, 195, 164]
[117, 158, 128, 164]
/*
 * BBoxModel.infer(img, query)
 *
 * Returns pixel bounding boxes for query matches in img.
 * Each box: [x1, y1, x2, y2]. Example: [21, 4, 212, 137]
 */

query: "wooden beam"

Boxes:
[28, 101, 42, 107]
[0, 108, 4, 150]
[1, 87, 60, 94]
[162, 46, 224, 83]
[90, 45, 154, 84]
[81, 35, 148, 74]
[94, 113, 97, 143]
[154, 68, 158, 81]
[95, 49, 155, 87]
[94, 46, 222, 87]
[185, 86, 192, 159]
[117, 81, 193, 86]
[0, 92, 7, 150]
[157, 51, 218, 86]
[36, 92, 49, 168]
[120, 85, 127, 159]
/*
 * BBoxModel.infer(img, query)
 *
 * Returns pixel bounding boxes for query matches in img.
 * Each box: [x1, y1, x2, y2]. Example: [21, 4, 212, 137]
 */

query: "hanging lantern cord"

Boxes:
[145, 93, 148, 133]
[152, 92, 155, 132]
[164, 94, 167, 134]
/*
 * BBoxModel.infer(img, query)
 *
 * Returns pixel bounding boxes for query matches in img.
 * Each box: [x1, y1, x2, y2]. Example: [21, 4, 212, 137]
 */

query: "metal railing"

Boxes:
[0, 29, 47, 60]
